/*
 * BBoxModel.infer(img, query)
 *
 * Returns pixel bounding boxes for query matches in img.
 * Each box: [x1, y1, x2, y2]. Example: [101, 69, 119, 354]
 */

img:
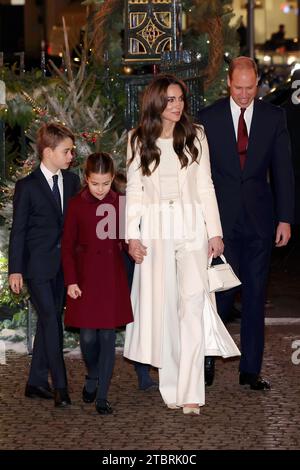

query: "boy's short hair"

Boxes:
[36, 123, 75, 160]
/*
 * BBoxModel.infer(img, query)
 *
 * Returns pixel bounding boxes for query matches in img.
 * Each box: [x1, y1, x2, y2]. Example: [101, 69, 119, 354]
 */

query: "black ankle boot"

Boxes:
[134, 363, 158, 391]
[82, 376, 98, 403]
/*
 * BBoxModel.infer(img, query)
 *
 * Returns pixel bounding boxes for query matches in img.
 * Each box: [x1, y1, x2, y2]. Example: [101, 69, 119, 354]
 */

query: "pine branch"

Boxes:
[92, 0, 122, 62]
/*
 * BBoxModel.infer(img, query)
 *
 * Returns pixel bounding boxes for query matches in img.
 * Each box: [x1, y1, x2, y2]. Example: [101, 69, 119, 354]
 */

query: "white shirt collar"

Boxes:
[230, 96, 254, 116]
[230, 97, 254, 137]
[40, 162, 62, 182]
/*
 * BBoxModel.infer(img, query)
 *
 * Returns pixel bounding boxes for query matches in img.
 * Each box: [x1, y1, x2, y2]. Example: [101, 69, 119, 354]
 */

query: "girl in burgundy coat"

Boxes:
[62, 152, 133, 415]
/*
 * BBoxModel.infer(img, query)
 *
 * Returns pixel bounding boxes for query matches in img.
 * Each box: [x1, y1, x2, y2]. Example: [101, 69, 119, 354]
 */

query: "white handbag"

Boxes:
[207, 254, 241, 293]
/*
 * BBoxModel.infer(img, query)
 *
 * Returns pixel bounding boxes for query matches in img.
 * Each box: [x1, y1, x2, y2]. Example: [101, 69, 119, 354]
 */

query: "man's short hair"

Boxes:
[228, 56, 258, 80]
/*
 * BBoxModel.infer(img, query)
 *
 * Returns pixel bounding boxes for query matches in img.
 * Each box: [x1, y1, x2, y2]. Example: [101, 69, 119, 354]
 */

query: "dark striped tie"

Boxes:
[52, 174, 62, 213]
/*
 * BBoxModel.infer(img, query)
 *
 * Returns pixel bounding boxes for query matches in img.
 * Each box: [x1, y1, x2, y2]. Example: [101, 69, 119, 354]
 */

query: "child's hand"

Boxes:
[9, 273, 23, 294]
[67, 284, 82, 299]
[128, 239, 147, 264]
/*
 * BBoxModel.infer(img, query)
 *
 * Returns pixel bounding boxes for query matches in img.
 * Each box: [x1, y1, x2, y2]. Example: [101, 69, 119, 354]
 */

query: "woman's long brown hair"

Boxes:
[128, 74, 202, 176]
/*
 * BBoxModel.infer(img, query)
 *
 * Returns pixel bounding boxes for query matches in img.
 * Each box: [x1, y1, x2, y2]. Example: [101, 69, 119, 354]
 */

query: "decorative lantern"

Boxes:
[124, 0, 181, 63]
[122, 0, 205, 129]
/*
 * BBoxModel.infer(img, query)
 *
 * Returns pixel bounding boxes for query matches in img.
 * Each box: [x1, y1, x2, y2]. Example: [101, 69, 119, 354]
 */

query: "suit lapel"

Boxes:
[33, 168, 63, 220]
[244, 99, 261, 175]
[62, 171, 71, 217]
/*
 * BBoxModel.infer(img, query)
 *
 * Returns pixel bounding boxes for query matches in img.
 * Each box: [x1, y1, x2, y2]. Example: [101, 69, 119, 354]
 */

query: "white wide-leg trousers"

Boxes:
[158, 237, 206, 407]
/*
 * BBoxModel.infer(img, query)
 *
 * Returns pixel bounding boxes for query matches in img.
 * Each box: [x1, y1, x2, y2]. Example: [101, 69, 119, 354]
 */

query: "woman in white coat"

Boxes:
[124, 74, 240, 415]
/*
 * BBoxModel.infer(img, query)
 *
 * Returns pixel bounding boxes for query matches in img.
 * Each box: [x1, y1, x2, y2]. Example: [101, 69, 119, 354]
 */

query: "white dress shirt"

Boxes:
[40, 162, 64, 211]
[230, 97, 254, 140]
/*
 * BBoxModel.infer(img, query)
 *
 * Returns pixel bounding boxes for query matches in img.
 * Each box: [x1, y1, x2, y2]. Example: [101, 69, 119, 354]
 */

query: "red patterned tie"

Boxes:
[237, 107, 248, 170]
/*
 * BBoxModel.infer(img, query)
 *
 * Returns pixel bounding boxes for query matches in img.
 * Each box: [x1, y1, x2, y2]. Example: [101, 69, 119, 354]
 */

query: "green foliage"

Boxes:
[1, 64, 127, 186]
[1, 67, 47, 94]
[182, 1, 239, 104]
[100, 13, 123, 69]
[116, 329, 125, 348]
[0, 285, 26, 309]
[64, 329, 80, 350]
[0, 30, 128, 334]
[0, 131, 29, 181]
[0, 309, 28, 332]
[3, 97, 35, 129]
[182, 31, 210, 65]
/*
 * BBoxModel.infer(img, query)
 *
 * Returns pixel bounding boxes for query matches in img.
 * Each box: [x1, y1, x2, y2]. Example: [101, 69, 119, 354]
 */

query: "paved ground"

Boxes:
[0, 238, 299, 452]
[0, 323, 300, 451]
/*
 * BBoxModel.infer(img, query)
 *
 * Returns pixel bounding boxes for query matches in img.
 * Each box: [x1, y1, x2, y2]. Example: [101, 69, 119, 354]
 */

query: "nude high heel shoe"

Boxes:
[183, 405, 200, 415]
[167, 404, 180, 409]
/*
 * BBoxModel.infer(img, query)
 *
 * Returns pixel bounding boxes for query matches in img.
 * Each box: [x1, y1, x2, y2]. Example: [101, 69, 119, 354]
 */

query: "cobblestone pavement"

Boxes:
[0, 324, 300, 451]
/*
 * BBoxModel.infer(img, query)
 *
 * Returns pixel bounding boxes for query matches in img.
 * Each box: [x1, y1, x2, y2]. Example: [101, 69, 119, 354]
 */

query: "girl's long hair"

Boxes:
[129, 74, 202, 176]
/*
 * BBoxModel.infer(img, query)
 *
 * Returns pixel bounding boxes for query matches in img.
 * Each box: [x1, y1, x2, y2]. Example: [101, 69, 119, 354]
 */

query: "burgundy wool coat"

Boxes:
[62, 188, 133, 329]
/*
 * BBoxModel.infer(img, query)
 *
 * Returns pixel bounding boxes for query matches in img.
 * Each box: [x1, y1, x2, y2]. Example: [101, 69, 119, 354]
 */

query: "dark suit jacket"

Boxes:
[199, 97, 295, 238]
[9, 167, 80, 280]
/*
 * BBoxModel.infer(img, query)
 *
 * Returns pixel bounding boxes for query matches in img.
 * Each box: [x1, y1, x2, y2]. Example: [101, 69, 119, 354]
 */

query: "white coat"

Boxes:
[124, 127, 240, 367]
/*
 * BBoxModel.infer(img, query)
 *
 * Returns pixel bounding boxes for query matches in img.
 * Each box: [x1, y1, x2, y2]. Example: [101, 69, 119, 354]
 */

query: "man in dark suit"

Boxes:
[199, 57, 294, 390]
[9, 123, 80, 406]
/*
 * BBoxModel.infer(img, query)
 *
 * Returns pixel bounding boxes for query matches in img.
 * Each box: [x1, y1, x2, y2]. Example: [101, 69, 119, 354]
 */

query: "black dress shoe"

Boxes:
[139, 380, 159, 392]
[25, 384, 53, 400]
[54, 388, 72, 407]
[205, 356, 215, 386]
[82, 386, 97, 403]
[95, 399, 113, 415]
[239, 372, 271, 390]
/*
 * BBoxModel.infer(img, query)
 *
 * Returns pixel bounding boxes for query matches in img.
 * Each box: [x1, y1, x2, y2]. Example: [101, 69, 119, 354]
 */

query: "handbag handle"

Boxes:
[208, 254, 227, 268]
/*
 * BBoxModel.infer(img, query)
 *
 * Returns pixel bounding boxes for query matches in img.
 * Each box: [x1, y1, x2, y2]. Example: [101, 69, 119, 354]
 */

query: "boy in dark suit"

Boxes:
[9, 123, 80, 407]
